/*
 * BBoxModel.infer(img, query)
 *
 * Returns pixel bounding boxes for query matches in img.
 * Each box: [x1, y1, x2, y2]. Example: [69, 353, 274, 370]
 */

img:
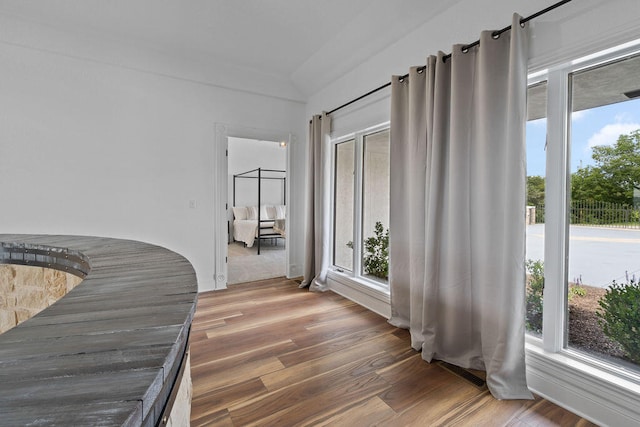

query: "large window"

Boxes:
[331, 125, 390, 287]
[361, 130, 390, 282]
[333, 140, 355, 271]
[525, 80, 548, 337]
[567, 53, 640, 371]
[527, 44, 640, 381]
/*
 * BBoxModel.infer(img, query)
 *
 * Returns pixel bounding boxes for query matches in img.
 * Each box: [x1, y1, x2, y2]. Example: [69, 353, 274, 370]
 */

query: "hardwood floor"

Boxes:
[190, 277, 596, 426]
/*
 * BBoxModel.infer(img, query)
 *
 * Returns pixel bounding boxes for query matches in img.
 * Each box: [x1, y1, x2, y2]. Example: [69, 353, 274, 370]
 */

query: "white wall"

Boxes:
[228, 137, 287, 209]
[0, 15, 306, 292]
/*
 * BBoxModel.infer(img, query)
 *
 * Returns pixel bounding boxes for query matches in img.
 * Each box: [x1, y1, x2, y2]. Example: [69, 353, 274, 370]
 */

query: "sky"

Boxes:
[526, 98, 640, 177]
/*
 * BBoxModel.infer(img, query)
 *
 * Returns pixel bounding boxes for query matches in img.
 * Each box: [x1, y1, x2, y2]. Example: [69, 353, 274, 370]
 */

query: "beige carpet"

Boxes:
[227, 240, 286, 284]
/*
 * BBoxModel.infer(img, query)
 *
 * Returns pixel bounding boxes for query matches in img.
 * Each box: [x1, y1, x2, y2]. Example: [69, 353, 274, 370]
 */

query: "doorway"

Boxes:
[213, 123, 293, 289]
[227, 137, 287, 284]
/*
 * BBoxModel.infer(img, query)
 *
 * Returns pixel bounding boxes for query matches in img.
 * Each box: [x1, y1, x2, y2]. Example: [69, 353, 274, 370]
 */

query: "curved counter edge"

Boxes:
[0, 234, 198, 427]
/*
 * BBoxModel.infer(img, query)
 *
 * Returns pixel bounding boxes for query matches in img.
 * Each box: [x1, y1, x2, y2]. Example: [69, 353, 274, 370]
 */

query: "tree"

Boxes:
[571, 165, 629, 205]
[570, 129, 640, 206]
[591, 129, 640, 197]
[526, 175, 545, 207]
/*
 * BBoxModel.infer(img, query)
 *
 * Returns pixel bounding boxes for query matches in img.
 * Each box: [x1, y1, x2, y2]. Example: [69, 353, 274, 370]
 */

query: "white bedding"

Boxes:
[232, 205, 285, 247]
[233, 220, 279, 247]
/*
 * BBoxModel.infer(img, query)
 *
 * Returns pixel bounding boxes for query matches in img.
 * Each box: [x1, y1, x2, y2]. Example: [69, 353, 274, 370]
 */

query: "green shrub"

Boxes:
[568, 276, 587, 301]
[363, 222, 389, 280]
[569, 285, 587, 298]
[596, 278, 640, 364]
[525, 259, 544, 334]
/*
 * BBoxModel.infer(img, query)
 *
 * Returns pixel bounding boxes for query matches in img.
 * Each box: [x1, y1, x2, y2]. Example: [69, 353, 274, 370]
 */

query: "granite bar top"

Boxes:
[0, 235, 198, 426]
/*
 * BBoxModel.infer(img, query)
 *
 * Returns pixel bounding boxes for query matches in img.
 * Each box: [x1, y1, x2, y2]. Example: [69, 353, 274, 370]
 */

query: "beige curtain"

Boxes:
[389, 14, 532, 400]
[301, 113, 332, 291]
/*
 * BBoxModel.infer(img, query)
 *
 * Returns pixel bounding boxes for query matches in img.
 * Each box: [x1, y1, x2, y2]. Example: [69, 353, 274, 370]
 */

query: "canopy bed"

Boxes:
[231, 168, 286, 255]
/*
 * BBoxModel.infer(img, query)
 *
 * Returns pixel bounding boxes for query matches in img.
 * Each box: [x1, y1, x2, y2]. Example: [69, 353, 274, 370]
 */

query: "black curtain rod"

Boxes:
[326, 0, 572, 116]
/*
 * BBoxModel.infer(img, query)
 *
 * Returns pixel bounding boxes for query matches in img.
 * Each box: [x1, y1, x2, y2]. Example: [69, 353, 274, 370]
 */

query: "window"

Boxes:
[361, 130, 390, 282]
[567, 53, 640, 371]
[526, 80, 548, 337]
[331, 125, 390, 288]
[333, 139, 355, 271]
[527, 44, 640, 381]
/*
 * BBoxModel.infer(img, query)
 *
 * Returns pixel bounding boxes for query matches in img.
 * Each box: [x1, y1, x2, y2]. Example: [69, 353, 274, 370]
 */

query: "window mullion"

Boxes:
[329, 140, 337, 270]
[353, 132, 364, 276]
[543, 68, 570, 352]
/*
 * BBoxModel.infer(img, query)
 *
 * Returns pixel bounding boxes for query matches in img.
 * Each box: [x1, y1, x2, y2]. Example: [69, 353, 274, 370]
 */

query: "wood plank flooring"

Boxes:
[190, 277, 597, 426]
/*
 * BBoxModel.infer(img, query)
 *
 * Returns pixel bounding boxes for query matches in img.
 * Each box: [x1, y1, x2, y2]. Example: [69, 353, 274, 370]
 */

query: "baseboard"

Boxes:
[288, 263, 301, 278]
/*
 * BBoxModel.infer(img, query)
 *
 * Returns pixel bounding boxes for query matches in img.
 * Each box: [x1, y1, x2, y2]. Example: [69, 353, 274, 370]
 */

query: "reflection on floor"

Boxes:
[227, 240, 286, 285]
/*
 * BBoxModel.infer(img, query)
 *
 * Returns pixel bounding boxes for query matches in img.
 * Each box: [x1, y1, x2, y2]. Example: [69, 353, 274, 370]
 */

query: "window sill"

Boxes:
[326, 269, 391, 318]
[525, 342, 640, 426]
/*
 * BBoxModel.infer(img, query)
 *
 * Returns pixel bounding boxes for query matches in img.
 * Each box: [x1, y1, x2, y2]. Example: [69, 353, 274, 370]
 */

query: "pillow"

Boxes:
[247, 206, 258, 220]
[232, 206, 248, 220]
[262, 205, 276, 220]
[275, 205, 286, 219]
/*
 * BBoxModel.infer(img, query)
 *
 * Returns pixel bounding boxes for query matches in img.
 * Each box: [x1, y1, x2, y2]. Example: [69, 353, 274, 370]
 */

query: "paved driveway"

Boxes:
[526, 224, 640, 288]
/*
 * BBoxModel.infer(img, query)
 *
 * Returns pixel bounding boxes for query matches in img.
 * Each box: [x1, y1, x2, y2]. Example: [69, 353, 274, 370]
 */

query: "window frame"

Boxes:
[329, 122, 390, 293]
[332, 137, 356, 272]
[527, 40, 640, 386]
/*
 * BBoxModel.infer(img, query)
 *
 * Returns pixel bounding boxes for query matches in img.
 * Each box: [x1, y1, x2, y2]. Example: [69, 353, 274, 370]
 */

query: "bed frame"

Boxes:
[233, 168, 286, 255]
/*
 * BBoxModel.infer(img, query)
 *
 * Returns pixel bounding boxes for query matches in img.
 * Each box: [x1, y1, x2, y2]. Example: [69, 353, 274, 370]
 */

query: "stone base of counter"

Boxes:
[0, 265, 82, 334]
[166, 352, 192, 427]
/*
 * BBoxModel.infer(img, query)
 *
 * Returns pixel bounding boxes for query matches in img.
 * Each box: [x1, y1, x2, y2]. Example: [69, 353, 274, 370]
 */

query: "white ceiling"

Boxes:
[0, 0, 459, 98]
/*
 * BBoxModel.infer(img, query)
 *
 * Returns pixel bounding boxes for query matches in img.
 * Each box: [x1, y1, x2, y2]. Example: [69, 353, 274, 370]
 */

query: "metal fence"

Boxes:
[533, 201, 640, 229]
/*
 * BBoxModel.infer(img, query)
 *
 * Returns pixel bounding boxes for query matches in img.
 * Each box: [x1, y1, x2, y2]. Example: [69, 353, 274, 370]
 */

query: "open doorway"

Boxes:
[213, 123, 294, 290]
[227, 137, 287, 284]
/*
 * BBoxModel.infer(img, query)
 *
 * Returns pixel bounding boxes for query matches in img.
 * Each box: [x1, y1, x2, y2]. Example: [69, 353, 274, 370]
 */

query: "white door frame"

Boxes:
[214, 123, 294, 289]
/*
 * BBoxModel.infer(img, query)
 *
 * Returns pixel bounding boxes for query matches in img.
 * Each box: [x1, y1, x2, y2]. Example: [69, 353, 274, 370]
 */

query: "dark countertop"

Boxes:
[0, 235, 198, 426]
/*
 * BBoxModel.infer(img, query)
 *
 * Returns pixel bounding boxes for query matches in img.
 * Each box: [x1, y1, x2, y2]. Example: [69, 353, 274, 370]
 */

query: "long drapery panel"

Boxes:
[388, 14, 532, 399]
[302, 113, 332, 291]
